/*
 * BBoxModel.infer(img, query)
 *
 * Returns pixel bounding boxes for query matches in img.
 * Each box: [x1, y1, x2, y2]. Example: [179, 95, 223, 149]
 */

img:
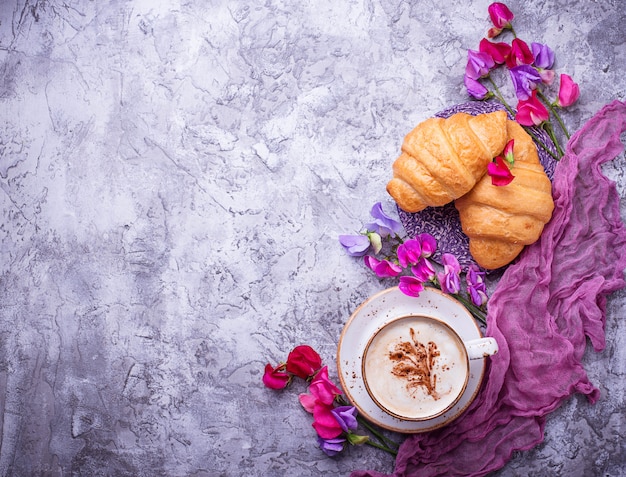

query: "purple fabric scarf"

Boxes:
[353, 100, 626, 477]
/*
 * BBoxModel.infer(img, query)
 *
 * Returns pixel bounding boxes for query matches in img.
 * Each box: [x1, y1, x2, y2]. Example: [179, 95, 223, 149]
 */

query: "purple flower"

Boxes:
[339, 234, 371, 257]
[398, 275, 425, 297]
[465, 50, 495, 80]
[397, 239, 421, 268]
[531, 42, 555, 69]
[411, 257, 436, 282]
[417, 233, 437, 257]
[317, 436, 346, 456]
[364, 256, 402, 278]
[364, 202, 403, 238]
[466, 264, 488, 306]
[509, 65, 542, 101]
[330, 406, 358, 432]
[464, 75, 491, 100]
[437, 253, 461, 294]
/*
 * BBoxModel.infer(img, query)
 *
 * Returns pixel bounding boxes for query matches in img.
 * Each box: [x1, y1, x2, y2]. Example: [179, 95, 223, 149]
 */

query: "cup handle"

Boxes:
[465, 337, 499, 360]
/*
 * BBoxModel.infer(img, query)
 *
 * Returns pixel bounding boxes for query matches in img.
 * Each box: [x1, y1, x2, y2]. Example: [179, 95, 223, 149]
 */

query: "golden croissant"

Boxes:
[454, 120, 554, 269]
[387, 111, 508, 212]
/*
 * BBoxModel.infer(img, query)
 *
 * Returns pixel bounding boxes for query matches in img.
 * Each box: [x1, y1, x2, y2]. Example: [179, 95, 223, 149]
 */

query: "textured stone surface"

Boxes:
[0, 0, 624, 476]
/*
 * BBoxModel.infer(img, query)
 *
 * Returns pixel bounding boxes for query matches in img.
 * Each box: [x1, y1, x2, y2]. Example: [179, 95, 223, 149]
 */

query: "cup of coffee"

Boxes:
[362, 315, 498, 421]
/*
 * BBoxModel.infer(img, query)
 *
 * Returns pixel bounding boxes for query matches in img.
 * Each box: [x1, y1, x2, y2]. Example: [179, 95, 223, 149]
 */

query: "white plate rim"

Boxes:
[336, 286, 486, 433]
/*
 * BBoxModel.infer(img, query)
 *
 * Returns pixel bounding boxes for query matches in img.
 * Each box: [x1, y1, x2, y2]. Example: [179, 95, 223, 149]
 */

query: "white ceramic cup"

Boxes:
[362, 315, 498, 421]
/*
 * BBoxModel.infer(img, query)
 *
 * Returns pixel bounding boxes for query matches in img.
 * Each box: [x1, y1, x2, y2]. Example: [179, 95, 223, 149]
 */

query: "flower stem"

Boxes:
[364, 439, 398, 456]
[542, 121, 564, 157]
[487, 77, 515, 116]
[522, 127, 560, 161]
[453, 293, 487, 326]
[357, 416, 399, 450]
[537, 91, 571, 140]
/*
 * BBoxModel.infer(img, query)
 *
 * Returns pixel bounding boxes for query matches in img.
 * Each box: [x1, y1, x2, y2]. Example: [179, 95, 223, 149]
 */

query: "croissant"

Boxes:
[387, 110, 508, 213]
[454, 120, 554, 269]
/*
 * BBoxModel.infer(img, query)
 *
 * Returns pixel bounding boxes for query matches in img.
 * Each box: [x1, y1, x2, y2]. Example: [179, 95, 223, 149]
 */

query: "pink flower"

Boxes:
[437, 253, 461, 294]
[398, 275, 425, 297]
[487, 155, 515, 186]
[503, 139, 515, 164]
[505, 38, 534, 68]
[262, 363, 290, 389]
[364, 256, 402, 278]
[397, 238, 421, 268]
[417, 233, 437, 257]
[286, 345, 322, 379]
[479, 38, 511, 65]
[515, 91, 550, 126]
[487, 2, 514, 38]
[309, 366, 342, 405]
[557, 73, 580, 107]
[411, 257, 436, 282]
[312, 401, 343, 439]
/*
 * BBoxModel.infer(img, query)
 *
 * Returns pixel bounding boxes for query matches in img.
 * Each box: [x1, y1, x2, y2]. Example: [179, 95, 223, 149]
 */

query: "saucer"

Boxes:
[336, 287, 486, 433]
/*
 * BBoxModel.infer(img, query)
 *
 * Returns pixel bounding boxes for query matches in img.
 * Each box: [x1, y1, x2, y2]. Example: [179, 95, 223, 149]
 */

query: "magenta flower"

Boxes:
[479, 38, 511, 65]
[318, 436, 346, 456]
[397, 238, 421, 268]
[312, 401, 343, 439]
[466, 49, 495, 80]
[557, 73, 580, 107]
[487, 2, 514, 38]
[418, 233, 437, 257]
[531, 42, 555, 69]
[286, 345, 322, 379]
[487, 155, 515, 186]
[437, 253, 461, 294]
[505, 38, 534, 68]
[330, 406, 358, 432]
[309, 366, 342, 405]
[503, 139, 515, 165]
[339, 234, 371, 257]
[510, 65, 542, 101]
[398, 275, 425, 297]
[516, 91, 550, 126]
[364, 202, 403, 238]
[464, 75, 490, 100]
[411, 257, 436, 282]
[466, 264, 488, 306]
[364, 256, 402, 278]
[262, 363, 290, 390]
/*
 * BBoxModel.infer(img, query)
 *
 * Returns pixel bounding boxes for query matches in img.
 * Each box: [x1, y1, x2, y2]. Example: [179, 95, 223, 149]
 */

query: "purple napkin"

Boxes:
[352, 100, 626, 477]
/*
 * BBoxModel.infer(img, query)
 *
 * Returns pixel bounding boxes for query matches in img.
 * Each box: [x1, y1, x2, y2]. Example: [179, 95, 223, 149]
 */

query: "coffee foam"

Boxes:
[363, 315, 469, 420]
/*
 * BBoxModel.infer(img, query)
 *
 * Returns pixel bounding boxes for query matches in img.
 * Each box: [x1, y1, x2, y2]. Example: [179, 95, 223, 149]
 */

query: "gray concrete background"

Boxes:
[0, 0, 624, 476]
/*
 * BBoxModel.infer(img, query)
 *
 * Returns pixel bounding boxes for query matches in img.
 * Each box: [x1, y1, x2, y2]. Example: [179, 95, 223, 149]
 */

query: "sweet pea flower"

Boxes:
[262, 363, 290, 390]
[330, 406, 358, 432]
[286, 345, 322, 379]
[487, 2, 514, 38]
[418, 233, 437, 257]
[398, 275, 425, 297]
[487, 155, 515, 186]
[364, 202, 403, 238]
[557, 73, 580, 107]
[503, 139, 515, 165]
[397, 238, 421, 268]
[464, 76, 491, 100]
[309, 366, 342, 405]
[364, 256, 402, 278]
[510, 64, 542, 101]
[466, 264, 488, 306]
[479, 38, 511, 64]
[531, 42, 555, 69]
[312, 401, 344, 439]
[465, 49, 495, 80]
[411, 257, 436, 282]
[338, 234, 371, 257]
[437, 253, 461, 294]
[516, 91, 550, 126]
[318, 436, 346, 456]
[505, 38, 534, 68]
